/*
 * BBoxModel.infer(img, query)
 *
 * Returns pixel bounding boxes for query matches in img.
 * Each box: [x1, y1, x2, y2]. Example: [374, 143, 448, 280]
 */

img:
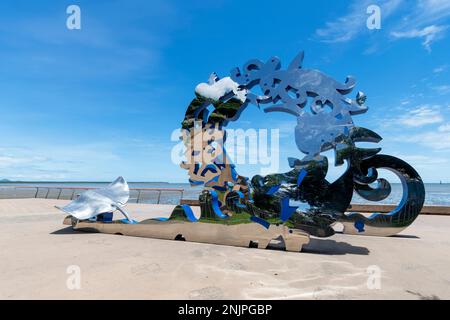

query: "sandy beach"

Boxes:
[0, 198, 449, 300]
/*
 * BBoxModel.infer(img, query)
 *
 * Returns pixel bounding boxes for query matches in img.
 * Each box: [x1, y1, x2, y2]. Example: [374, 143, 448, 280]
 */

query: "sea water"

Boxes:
[0, 182, 448, 206]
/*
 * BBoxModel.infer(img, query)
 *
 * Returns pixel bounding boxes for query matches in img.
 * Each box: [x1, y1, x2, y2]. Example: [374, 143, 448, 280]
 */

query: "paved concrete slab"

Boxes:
[0, 199, 449, 299]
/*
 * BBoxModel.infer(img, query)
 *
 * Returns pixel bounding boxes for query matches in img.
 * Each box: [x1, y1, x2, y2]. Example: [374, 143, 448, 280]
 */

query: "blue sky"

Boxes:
[0, 0, 449, 182]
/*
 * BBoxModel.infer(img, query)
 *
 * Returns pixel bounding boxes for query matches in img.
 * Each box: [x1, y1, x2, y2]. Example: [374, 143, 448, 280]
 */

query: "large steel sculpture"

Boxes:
[180, 51, 425, 238]
[58, 51, 425, 251]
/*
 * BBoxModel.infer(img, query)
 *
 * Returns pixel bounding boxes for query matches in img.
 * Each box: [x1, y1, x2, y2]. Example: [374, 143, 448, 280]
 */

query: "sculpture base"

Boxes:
[63, 216, 310, 252]
[339, 221, 406, 237]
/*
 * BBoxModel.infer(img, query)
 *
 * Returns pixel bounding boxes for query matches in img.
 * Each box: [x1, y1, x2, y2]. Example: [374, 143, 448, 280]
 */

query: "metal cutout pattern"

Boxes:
[56, 51, 426, 244]
[179, 51, 425, 237]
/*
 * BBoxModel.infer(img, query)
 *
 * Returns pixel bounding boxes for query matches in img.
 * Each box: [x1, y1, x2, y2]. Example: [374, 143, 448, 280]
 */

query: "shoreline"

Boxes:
[2, 183, 450, 207]
[3, 183, 449, 215]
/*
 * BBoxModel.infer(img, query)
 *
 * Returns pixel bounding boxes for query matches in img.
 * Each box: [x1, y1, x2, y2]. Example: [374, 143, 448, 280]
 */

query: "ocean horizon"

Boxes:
[0, 181, 449, 206]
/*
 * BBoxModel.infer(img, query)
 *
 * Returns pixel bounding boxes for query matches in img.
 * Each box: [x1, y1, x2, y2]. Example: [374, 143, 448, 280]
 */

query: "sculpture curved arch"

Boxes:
[180, 51, 425, 237]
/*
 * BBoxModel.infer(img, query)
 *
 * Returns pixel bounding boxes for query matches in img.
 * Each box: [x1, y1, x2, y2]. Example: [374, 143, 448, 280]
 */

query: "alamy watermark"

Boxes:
[66, 5, 81, 30]
[66, 265, 81, 290]
[367, 4, 381, 30]
[171, 123, 280, 175]
[366, 265, 382, 290]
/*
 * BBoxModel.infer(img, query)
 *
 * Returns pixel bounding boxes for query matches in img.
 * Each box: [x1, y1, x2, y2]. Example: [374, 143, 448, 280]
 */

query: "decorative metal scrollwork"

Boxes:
[180, 51, 425, 237]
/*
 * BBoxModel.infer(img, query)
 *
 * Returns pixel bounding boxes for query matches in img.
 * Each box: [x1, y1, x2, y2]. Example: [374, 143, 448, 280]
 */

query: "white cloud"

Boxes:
[314, 0, 403, 43]
[433, 65, 447, 73]
[398, 105, 444, 127]
[432, 84, 450, 95]
[0, 155, 47, 168]
[391, 24, 448, 52]
[438, 123, 450, 132]
[389, 0, 450, 51]
[195, 75, 247, 102]
[401, 131, 450, 150]
[393, 153, 449, 165]
[417, 0, 450, 20]
[316, 0, 450, 50]
[390, 153, 450, 180]
[0, 144, 121, 181]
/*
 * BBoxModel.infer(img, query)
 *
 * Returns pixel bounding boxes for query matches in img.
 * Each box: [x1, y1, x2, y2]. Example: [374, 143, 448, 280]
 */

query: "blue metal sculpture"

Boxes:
[57, 51, 425, 251]
[181, 51, 425, 237]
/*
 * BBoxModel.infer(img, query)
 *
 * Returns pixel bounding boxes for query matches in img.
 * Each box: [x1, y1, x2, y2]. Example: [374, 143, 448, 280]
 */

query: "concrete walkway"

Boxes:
[0, 198, 449, 299]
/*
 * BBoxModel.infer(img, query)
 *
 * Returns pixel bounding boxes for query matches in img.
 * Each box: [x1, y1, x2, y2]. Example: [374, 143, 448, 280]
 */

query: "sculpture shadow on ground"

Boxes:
[264, 235, 369, 255]
[50, 226, 81, 235]
[301, 238, 370, 256]
[390, 234, 420, 239]
[50, 226, 367, 256]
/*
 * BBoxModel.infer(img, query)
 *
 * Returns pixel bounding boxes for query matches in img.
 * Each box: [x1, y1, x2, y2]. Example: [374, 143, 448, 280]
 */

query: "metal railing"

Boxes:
[0, 186, 184, 205]
[5, 187, 448, 215]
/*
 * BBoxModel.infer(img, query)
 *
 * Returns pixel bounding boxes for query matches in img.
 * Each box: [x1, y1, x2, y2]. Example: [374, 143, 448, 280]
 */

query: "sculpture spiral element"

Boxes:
[180, 51, 426, 237]
[340, 155, 426, 236]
